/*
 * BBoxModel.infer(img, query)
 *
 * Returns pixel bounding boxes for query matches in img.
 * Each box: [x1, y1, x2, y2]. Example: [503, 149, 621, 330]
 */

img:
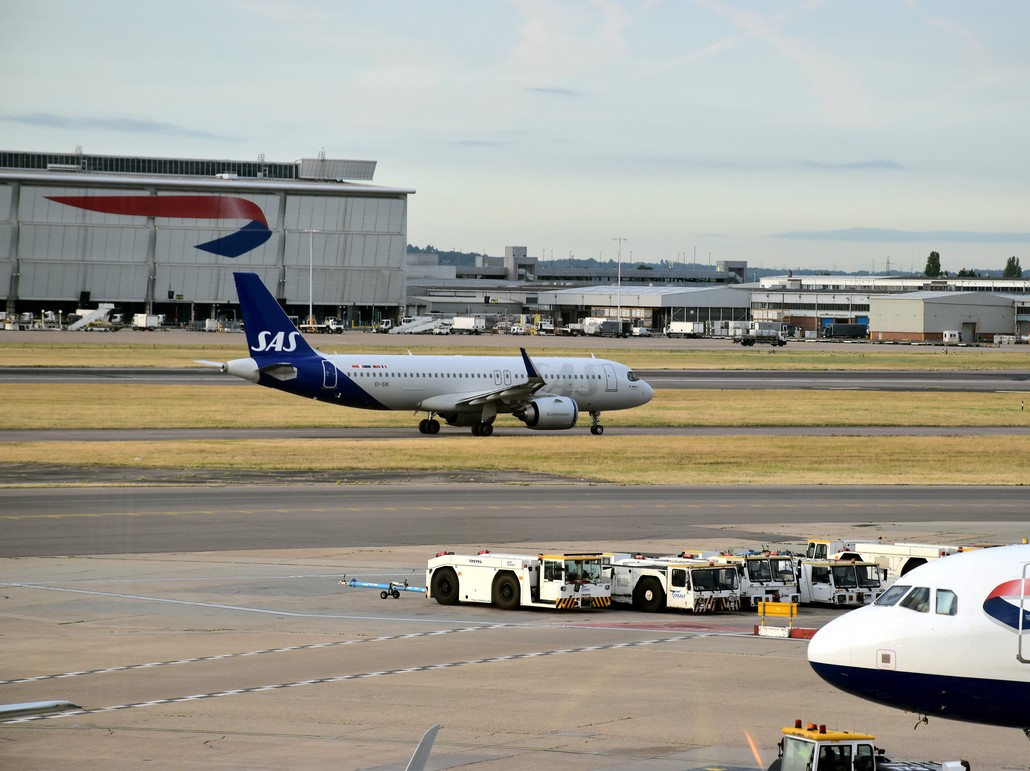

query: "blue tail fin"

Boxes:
[234, 272, 318, 359]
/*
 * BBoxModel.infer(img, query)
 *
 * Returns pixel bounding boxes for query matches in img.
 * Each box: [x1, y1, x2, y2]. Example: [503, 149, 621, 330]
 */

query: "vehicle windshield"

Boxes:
[831, 564, 859, 588]
[565, 558, 603, 583]
[771, 558, 795, 582]
[746, 559, 773, 582]
[779, 737, 815, 771]
[856, 564, 881, 588]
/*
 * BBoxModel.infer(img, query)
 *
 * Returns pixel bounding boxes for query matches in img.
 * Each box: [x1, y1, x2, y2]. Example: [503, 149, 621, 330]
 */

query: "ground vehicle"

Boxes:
[131, 313, 162, 330]
[450, 316, 485, 334]
[608, 556, 739, 612]
[734, 321, 788, 347]
[426, 551, 611, 610]
[373, 319, 394, 333]
[796, 559, 883, 606]
[300, 316, 345, 334]
[710, 554, 800, 608]
[806, 539, 966, 588]
[769, 720, 969, 770]
[822, 323, 868, 339]
[663, 321, 704, 338]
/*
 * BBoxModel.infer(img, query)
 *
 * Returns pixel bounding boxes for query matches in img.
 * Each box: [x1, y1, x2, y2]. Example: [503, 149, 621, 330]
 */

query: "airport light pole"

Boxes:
[613, 236, 627, 326]
[302, 229, 319, 326]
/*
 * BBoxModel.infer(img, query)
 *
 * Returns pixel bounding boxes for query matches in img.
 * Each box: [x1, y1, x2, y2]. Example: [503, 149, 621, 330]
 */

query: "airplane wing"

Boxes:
[417, 348, 549, 414]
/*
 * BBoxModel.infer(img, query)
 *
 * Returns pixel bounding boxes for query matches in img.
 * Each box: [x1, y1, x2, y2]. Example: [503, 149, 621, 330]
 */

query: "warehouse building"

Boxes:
[0, 150, 414, 326]
[869, 291, 1015, 343]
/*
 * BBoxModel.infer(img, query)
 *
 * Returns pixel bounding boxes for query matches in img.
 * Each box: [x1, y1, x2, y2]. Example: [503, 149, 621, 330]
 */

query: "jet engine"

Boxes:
[514, 396, 578, 430]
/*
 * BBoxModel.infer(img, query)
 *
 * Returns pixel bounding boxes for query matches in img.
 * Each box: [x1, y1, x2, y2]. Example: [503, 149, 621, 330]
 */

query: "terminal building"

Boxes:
[0, 150, 413, 326]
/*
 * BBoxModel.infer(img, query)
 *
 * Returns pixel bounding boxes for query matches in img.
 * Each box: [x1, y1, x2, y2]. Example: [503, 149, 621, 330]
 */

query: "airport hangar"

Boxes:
[0, 150, 414, 326]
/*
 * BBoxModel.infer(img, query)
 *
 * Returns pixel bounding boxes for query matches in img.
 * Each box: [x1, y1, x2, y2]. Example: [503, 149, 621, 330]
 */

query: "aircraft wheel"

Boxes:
[481, 422, 493, 437]
[633, 577, 665, 612]
[472, 423, 482, 436]
[428, 419, 441, 434]
[493, 573, 521, 610]
[418, 419, 429, 434]
[591, 424, 604, 435]
[431, 567, 460, 605]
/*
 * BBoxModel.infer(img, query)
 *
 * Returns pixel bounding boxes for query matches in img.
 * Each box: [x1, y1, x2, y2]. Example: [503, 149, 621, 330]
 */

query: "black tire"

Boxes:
[493, 572, 521, 610]
[633, 577, 665, 612]
[380, 590, 389, 599]
[481, 423, 493, 437]
[430, 567, 459, 605]
[590, 424, 604, 435]
[391, 589, 400, 599]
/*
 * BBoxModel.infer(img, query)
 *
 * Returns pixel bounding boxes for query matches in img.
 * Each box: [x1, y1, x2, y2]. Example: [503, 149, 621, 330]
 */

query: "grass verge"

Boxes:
[2, 435, 1026, 485]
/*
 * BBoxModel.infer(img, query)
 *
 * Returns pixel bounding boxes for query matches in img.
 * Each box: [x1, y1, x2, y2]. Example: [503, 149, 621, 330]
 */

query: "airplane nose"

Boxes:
[639, 379, 655, 405]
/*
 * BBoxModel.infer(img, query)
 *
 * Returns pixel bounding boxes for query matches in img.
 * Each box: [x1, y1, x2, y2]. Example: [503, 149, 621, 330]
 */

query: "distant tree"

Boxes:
[924, 251, 942, 278]
[1003, 256, 1023, 278]
[635, 264, 653, 270]
[957, 267, 981, 278]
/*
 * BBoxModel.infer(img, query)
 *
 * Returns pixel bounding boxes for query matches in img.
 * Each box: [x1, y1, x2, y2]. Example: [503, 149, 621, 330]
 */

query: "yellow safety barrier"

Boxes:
[758, 601, 798, 628]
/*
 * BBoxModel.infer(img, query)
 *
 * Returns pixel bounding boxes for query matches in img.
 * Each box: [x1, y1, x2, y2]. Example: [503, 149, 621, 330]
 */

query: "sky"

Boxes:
[2, 0, 1030, 273]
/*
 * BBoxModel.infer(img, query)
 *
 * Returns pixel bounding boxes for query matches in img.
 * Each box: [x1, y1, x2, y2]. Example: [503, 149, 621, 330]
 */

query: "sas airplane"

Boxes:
[807, 543, 1030, 735]
[202, 272, 654, 436]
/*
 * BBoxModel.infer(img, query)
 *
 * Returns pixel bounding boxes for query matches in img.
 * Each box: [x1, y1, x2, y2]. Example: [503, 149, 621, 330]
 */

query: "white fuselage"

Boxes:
[807, 544, 1030, 730]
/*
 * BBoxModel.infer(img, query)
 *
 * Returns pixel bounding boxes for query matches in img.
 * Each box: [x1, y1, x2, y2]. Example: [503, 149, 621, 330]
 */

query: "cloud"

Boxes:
[774, 227, 1030, 243]
[0, 112, 235, 141]
[798, 159, 903, 171]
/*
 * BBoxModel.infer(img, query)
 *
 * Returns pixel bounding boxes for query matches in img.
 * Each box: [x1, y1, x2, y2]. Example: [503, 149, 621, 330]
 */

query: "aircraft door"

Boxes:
[540, 558, 564, 603]
[602, 363, 617, 392]
[322, 360, 337, 389]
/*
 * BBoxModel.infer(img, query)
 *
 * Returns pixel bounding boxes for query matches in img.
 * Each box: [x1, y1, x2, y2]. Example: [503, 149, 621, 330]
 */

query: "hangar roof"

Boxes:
[536, 284, 750, 308]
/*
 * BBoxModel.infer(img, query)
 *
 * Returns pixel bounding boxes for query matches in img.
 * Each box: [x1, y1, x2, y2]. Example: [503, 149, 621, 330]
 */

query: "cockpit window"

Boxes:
[627, 371, 641, 382]
[936, 588, 958, 616]
[875, 584, 910, 606]
[899, 586, 930, 613]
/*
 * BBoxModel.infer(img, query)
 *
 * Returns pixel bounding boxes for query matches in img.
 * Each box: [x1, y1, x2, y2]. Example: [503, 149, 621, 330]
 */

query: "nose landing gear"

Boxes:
[589, 411, 604, 435]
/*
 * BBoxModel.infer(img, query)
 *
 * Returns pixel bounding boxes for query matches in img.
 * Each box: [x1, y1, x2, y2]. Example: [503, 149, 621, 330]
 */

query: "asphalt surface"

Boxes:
[4, 365, 1030, 392]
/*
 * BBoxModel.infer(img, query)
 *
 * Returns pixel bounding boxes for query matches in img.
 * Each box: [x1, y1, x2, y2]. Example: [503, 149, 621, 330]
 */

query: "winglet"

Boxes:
[405, 724, 441, 771]
[519, 348, 546, 389]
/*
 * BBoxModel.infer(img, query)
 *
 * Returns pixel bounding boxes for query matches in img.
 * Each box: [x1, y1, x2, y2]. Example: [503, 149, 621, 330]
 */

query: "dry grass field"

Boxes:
[2, 337, 1028, 485]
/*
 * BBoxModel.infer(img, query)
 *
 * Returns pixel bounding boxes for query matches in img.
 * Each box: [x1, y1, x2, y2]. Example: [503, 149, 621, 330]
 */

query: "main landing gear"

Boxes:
[418, 417, 441, 434]
[471, 421, 494, 436]
[589, 411, 604, 435]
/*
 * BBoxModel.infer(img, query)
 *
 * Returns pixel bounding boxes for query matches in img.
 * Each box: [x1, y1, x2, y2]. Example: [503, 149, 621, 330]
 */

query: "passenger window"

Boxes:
[936, 588, 958, 616]
[899, 586, 930, 613]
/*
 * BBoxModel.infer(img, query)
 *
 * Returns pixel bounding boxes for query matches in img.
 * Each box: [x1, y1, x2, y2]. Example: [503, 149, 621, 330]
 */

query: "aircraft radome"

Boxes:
[199, 272, 654, 436]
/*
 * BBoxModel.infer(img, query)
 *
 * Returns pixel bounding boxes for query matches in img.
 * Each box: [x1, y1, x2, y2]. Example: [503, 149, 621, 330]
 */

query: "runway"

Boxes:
[3, 365, 1030, 391]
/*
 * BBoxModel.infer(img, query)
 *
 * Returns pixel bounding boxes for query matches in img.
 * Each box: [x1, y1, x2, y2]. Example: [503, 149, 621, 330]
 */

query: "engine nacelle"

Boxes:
[514, 396, 579, 430]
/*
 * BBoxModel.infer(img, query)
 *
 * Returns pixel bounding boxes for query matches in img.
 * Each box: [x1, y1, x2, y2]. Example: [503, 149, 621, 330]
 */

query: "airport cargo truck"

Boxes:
[769, 719, 969, 770]
[795, 558, 883, 606]
[607, 555, 740, 613]
[131, 313, 162, 330]
[426, 551, 611, 610]
[734, 321, 788, 347]
[663, 321, 705, 338]
[806, 539, 966, 588]
[450, 316, 486, 335]
[708, 553, 800, 608]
